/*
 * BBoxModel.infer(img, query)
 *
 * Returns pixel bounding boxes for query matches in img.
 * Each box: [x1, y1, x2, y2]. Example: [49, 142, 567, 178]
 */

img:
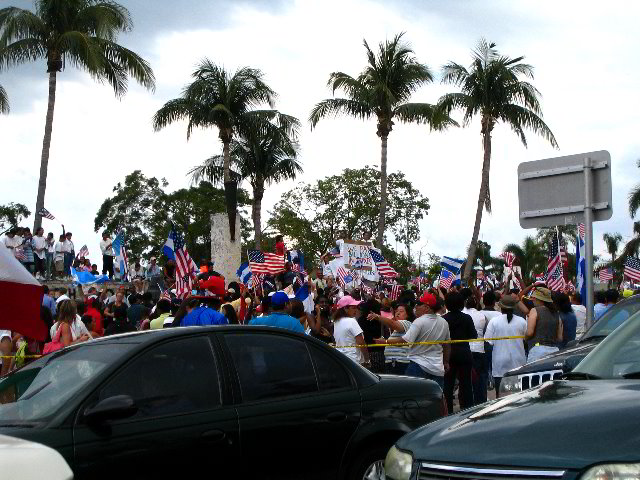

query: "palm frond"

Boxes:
[309, 98, 373, 128]
[394, 102, 458, 130]
[629, 184, 640, 218]
[0, 7, 46, 48]
[152, 98, 195, 132]
[188, 154, 226, 185]
[498, 103, 558, 148]
[0, 37, 45, 69]
[93, 39, 155, 94]
[437, 92, 475, 125]
[441, 61, 469, 86]
[0, 82, 8, 113]
[74, 2, 133, 39]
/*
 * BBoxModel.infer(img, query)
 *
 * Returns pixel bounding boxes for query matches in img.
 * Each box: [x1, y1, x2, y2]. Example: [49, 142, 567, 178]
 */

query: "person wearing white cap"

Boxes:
[145, 256, 161, 279]
[332, 296, 370, 366]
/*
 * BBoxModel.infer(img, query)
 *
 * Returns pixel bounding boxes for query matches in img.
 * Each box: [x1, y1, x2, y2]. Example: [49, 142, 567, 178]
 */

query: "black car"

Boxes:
[0, 326, 444, 480]
[385, 309, 640, 480]
[499, 295, 640, 395]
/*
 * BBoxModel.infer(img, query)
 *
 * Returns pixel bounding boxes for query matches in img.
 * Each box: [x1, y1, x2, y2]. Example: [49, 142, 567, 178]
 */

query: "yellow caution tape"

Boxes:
[0, 354, 43, 359]
[331, 335, 526, 348]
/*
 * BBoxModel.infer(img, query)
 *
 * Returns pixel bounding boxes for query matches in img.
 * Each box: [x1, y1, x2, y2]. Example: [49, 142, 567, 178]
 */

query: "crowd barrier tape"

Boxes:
[0, 336, 526, 359]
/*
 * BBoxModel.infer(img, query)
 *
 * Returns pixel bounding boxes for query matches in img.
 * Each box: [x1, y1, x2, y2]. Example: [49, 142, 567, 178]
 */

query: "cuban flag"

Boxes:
[441, 256, 465, 275]
[295, 283, 315, 314]
[236, 262, 252, 286]
[163, 228, 176, 260]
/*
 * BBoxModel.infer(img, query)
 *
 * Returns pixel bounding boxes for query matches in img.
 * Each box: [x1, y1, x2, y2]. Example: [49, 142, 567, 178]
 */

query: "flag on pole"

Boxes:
[37, 207, 55, 220]
[167, 226, 197, 299]
[624, 257, 640, 282]
[441, 256, 465, 274]
[599, 268, 613, 282]
[547, 230, 565, 291]
[499, 252, 515, 268]
[576, 224, 586, 306]
[390, 284, 402, 301]
[439, 269, 456, 289]
[112, 231, 129, 282]
[236, 262, 252, 286]
[76, 244, 89, 259]
[337, 267, 353, 287]
[248, 250, 285, 275]
[368, 248, 398, 277]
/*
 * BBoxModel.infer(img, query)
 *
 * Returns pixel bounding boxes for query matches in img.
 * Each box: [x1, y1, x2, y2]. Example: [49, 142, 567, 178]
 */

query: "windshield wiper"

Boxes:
[563, 371, 601, 380]
[581, 334, 607, 342]
[622, 371, 640, 379]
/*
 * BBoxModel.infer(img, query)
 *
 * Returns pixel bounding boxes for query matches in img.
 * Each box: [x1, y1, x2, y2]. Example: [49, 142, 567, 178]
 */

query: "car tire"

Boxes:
[348, 445, 390, 480]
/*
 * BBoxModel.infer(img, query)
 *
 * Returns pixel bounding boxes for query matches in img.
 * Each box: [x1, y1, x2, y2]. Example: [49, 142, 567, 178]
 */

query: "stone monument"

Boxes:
[210, 213, 241, 287]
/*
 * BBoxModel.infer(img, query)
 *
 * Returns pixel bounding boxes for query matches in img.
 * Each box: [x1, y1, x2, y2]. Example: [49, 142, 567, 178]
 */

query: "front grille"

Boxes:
[519, 370, 563, 390]
[418, 463, 566, 480]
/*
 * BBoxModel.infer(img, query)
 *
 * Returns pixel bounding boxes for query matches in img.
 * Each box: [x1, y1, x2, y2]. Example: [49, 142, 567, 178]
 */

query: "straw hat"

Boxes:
[531, 287, 552, 303]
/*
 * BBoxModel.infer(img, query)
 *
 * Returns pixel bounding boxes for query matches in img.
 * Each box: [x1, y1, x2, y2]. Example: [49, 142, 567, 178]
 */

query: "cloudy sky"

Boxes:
[2, 0, 639, 266]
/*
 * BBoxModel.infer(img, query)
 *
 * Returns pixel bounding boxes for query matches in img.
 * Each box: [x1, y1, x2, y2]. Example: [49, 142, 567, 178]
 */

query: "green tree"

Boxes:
[603, 232, 623, 265]
[268, 166, 429, 261]
[472, 240, 501, 278]
[504, 235, 547, 282]
[153, 59, 298, 241]
[0, 82, 8, 113]
[439, 39, 558, 280]
[0, 202, 30, 231]
[189, 118, 302, 250]
[536, 225, 578, 248]
[0, 1, 155, 233]
[309, 32, 453, 248]
[623, 160, 640, 258]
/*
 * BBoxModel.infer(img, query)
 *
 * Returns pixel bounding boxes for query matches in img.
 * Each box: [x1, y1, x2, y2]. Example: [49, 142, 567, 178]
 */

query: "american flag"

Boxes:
[439, 268, 455, 289]
[578, 223, 585, 240]
[390, 284, 402, 301]
[368, 248, 398, 277]
[337, 266, 353, 287]
[76, 244, 89, 259]
[171, 227, 197, 299]
[160, 289, 171, 302]
[534, 272, 547, 286]
[38, 207, 55, 220]
[499, 251, 515, 268]
[251, 272, 265, 289]
[292, 263, 308, 277]
[599, 268, 613, 282]
[249, 250, 285, 275]
[547, 230, 564, 291]
[624, 257, 640, 282]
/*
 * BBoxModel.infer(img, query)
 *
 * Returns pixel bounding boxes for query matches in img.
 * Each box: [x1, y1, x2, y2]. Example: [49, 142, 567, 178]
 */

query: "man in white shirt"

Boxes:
[62, 231, 74, 278]
[54, 234, 65, 279]
[45, 232, 56, 279]
[3, 229, 21, 250]
[463, 296, 489, 404]
[377, 292, 450, 389]
[100, 232, 114, 279]
[32, 227, 47, 280]
[480, 291, 502, 387]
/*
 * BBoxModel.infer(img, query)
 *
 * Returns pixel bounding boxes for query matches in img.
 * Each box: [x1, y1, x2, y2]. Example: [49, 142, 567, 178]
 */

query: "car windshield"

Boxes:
[573, 310, 640, 379]
[0, 344, 134, 423]
[582, 300, 640, 340]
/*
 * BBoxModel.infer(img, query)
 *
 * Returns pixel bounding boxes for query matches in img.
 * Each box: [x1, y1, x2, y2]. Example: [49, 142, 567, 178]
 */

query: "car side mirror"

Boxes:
[562, 355, 585, 373]
[84, 395, 138, 424]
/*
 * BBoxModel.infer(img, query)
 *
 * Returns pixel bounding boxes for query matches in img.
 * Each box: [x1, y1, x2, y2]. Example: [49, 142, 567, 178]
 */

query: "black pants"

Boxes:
[34, 256, 46, 275]
[103, 255, 114, 278]
[471, 352, 488, 405]
[443, 361, 473, 413]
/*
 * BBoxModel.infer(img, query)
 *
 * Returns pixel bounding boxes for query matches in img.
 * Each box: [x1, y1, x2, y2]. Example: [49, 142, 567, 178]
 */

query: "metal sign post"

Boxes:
[583, 157, 595, 329]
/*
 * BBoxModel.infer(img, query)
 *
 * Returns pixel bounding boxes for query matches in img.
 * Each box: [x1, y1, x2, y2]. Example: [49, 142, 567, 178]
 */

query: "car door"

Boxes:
[221, 332, 361, 480]
[72, 335, 239, 480]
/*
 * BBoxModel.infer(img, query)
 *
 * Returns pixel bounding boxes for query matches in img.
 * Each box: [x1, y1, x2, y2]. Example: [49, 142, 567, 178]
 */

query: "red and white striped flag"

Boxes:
[160, 289, 171, 302]
[368, 248, 398, 277]
[76, 244, 89, 259]
[390, 284, 402, 301]
[624, 257, 640, 282]
[249, 250, 285, 275]
[599, 268, 613, 282]
[439, 269, 455, 289]
[578, 223, 585, 240]
[336, 267, 353, 288]
[499, 251, 515, 268]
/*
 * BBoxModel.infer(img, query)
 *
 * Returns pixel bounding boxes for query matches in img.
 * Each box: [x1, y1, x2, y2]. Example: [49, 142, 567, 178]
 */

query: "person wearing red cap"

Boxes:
[375, 292, 450, 389]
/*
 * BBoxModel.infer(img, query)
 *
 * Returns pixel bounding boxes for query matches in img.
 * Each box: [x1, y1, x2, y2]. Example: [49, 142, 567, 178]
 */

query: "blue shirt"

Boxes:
[560, 311, 577, 348]
[181, 307, 228, 327]
[594, 303, 610, 320]
[42, 294, 56, 316]
[249, 312, 305, 333]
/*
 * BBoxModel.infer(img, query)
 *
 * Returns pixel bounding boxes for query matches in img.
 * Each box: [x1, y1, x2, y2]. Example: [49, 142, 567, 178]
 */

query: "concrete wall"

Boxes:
[210, 213, 241, 287]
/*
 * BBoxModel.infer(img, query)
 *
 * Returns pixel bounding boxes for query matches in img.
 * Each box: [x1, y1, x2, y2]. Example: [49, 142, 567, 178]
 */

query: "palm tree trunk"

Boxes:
[33, 71, 57, 233]
[222, 138, 231, 183]
[376, 133, 389, 247]
[253, 180, 264, 251]
[463, 125, 492, 280]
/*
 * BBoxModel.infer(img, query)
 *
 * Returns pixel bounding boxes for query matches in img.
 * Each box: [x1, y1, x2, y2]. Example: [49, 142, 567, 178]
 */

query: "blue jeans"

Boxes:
[45, 252, 53, 279]
[63, 252, 72, 276]
[405, 361, 444, 389]
[472, 352, 488, 405]
[527, 345, 559, 363]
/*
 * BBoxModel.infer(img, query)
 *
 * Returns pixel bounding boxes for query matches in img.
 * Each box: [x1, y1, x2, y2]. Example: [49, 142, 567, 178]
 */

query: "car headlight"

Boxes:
[580, 463, 640, 480]
[499, 375, 522, 396]
[385, 445, 413, 480]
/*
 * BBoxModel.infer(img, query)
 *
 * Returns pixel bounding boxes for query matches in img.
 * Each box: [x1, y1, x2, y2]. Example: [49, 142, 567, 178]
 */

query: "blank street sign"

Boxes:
[518, 150, 612, 229]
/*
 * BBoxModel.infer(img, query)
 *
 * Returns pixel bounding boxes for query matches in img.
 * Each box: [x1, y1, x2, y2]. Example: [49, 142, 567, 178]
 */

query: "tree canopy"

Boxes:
[0, 202, 30, 231]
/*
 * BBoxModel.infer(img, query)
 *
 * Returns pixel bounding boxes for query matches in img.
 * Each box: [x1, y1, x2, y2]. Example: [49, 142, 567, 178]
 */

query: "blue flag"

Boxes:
[577, 230, 586, 306]
[295, 283, 315, 314]
[441, 256, 465, 274]
[163, 227, 177, 260]
[236, 262, 252, 285]
[71, 268, 109, 285]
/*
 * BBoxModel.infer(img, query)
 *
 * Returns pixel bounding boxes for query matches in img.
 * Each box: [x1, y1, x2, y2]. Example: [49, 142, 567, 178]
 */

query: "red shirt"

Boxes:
[275, 241, 285, 257]
[85, 305, 104, 336]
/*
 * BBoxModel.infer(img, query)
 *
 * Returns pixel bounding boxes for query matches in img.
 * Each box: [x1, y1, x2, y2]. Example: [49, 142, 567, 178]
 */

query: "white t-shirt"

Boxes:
[62, 239, 73, 253]
[100, 238, 114, 256]
[0, 330, 11, 366]
[334, 317, 364, 364]
[463, 308, 487, 354]
[46, 238, 55, 254]
[54, 242, 64, 262]
[571, 304, 587, 336]
[50, 316, 92, 341]
[32, 235, 47, 259]
[484, 314, 527, 378]
[402, 313, 450, 377]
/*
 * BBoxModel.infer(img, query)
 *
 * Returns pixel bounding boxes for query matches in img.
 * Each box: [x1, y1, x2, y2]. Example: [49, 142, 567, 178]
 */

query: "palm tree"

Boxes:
[504, 235, 547, 282]
[0, 1, 155, 232]
[310, 33, 454, 248]
[620, 160, 640, 258]
[603, 232, 623, 264]
[439, 39, 558, 280]
[189, 121, 302, 250]
[153, 59, 297, 241]
[0, 82, 8, 113]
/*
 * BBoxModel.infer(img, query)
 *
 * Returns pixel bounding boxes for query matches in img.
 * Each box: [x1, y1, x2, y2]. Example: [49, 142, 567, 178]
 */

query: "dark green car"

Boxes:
[385, 309, 640, 480]
[0, 326, 444, 480]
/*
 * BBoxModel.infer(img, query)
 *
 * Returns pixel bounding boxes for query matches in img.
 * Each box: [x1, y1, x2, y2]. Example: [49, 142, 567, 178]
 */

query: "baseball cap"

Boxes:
[416, 292, 437, 307]
[271, 291, 290, 308]
[336, 295, 362, 309]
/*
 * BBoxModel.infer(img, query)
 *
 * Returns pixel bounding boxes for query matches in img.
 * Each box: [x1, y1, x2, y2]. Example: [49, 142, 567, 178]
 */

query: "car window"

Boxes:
[98, 336, 220, 419]
[585, 301, 640, 338]
[309, 345, 352, 391]
[224, 334, 317, 402]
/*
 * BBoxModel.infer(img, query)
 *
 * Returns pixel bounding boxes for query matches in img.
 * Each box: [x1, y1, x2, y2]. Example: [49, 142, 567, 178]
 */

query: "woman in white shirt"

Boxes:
[484, 295, 527, 397]
[333, 296, 370, 366]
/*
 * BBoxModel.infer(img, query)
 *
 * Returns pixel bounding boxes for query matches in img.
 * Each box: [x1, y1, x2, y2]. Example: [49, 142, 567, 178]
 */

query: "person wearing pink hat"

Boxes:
[333, 296, 370, 367]
[375, 292, 450, 388]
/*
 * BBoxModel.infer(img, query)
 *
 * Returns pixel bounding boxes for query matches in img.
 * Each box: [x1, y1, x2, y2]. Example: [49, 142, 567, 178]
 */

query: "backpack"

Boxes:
[43, 325, 64, 355]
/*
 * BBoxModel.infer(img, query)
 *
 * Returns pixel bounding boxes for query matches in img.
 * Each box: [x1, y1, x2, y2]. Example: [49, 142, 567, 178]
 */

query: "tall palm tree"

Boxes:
[189, 121, 302, 250]
[0, 82, 8, 113]
[603, 232, 623, 264]
[153, 59, 297, 241]
[620, 160, 640, 258]
[0, 0, 155, 232]
[504, 235, 547, 282]
[310, 33, 454, 248]
[439, 39, 558, 280]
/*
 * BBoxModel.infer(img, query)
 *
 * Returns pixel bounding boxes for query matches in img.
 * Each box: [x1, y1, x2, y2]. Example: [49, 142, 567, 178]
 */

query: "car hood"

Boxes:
[504, 340, 599, 376]
[396, 380, 640, 469]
